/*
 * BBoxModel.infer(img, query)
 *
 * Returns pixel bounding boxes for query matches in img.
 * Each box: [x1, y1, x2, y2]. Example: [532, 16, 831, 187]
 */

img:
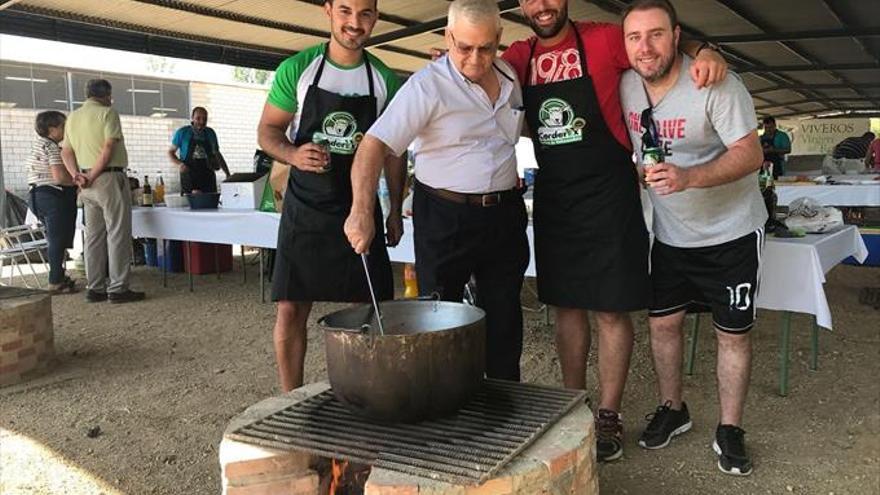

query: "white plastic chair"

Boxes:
[0, 224, 50, 288]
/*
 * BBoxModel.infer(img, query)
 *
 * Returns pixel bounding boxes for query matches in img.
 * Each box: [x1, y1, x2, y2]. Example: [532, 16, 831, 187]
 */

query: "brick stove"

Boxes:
[0, 287, 54, 387]
[219, 381, 598, 495]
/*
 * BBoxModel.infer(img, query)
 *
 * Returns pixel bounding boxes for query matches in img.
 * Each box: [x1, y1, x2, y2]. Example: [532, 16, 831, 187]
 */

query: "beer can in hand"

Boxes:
[643, 147, 664, 167]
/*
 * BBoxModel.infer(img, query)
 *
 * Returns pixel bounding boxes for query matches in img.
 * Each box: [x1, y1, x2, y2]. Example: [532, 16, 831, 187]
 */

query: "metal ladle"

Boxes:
[360, 253, 386, 336]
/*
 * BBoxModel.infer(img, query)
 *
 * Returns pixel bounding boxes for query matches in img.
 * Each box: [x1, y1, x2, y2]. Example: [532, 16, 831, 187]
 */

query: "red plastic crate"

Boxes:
[183, 242, 233, 274]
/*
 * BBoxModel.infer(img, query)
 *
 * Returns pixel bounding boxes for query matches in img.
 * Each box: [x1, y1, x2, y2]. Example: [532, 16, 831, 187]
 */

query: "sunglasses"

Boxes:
[640, 107, 660, 149]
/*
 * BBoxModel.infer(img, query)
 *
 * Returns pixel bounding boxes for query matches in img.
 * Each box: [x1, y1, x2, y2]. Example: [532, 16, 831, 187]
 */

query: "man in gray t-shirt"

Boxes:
[619, 0, 766, 477]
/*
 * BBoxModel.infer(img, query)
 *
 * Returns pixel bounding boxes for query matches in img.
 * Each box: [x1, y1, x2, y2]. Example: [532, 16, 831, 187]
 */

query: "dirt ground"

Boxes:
[1, 259, 878, 495]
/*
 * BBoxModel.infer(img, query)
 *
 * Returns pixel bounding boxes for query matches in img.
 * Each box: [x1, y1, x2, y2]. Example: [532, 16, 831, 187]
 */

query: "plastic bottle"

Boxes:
[142, 175, 153, 207]
[378, 174, 390, 220]
[403, 263, 418, 298]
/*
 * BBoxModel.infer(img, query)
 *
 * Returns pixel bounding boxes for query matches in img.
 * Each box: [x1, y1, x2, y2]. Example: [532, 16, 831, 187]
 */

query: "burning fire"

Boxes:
[329, 459, 349, 495]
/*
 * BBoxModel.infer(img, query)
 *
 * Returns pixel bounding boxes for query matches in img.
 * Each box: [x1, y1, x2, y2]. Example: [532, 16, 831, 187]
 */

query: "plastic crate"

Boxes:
[158, 240, 185, 273]
[843, 228, 880, 267]
[183, 242, 233, 274]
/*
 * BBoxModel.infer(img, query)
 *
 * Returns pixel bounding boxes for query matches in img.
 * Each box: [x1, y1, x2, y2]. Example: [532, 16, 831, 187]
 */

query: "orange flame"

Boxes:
[329, 458, 349, 494]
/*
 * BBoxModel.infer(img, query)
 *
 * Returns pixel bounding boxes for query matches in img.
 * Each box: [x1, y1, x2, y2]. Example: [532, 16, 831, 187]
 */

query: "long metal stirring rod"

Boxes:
[360, 253, 386, 336]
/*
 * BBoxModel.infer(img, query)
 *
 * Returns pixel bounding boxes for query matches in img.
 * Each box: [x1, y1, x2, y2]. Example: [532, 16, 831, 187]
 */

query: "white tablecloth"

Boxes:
[127, 209, 867, 329]
[776, 184, 880, 206]
[131, 208, 281, 249]
[757, 225, 868, 329]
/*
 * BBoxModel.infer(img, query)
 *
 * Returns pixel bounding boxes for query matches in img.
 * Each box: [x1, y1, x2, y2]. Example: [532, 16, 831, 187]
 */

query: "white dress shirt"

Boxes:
[367, 55, 524, 194]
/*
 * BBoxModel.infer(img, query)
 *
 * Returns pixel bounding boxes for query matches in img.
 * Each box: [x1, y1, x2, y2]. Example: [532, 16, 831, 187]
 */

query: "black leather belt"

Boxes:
[82, 167, 126, 173]
[417, 180, 520, 207]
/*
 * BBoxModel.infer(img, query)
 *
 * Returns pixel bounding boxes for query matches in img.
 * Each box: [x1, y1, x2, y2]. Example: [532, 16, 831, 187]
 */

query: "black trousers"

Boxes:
[412, 183, 530, 381]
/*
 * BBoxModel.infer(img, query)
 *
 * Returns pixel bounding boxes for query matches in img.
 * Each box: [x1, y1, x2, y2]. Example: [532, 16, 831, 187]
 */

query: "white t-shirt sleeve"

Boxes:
[366, 77, 436, 157]
[705, 74, 758, 147]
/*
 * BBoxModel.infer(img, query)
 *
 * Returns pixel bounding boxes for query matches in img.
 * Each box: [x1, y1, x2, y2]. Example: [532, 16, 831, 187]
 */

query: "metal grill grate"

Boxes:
[228, 379, 586, 485]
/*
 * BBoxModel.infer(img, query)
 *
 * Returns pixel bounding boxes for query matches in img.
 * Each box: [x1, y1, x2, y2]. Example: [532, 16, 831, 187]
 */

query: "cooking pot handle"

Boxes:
[317, 316, 370, 333]
[415, 292, 441, 301]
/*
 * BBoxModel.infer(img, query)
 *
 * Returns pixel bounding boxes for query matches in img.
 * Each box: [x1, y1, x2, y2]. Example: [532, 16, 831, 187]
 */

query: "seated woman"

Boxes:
[26, 110, 78, 293]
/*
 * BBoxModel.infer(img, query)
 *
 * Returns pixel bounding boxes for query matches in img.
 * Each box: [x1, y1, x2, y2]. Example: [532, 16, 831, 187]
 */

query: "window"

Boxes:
[159, 81, 188, 119]
[32, 67, 69, 111]
[132, 79, 161, 117]
[71, 71, 101, 109]
[0, 63, 36, 109]
[1, 62, 189, 118]
[104, 75, 134, 115]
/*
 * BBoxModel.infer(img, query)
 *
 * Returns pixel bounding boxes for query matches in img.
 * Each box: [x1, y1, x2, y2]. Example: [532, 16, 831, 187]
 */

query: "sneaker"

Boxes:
[85, 290, 107, 303]
[638, 401, 693, 449]
[595, 409, 623, 462]
[108, 290, 145, 304]
[713, 424, 753, 476]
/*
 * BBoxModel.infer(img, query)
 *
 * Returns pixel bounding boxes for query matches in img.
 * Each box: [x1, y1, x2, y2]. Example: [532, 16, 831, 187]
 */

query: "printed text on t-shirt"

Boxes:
[530, 48, 583, 85]
[627, 111, 687, 156]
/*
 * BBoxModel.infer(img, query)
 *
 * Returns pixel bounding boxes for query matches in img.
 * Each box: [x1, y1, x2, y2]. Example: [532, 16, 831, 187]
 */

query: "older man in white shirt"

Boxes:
[345, 0, 528, 381]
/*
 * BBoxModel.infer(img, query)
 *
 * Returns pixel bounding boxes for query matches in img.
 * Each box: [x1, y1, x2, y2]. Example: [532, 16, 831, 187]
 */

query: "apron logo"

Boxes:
[537, 98, 585, 146]
[313, 111, 364, 155]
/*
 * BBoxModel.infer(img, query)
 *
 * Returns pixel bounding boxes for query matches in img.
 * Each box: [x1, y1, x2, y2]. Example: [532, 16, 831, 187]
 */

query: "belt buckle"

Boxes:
[481, 193, 500, 207]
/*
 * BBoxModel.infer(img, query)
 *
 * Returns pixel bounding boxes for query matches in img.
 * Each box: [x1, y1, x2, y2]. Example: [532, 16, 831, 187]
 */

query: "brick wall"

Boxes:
[0, 292, 54, 387]
[1, 81, 267, 198]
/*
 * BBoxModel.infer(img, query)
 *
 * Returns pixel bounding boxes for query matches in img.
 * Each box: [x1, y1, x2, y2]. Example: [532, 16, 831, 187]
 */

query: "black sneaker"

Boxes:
[713, 424, 753, 476]
[85, 290, 107, 303]
[639, 401, 693, 449]
[595, 409, 623, 462]
[108, 290, 145, 304]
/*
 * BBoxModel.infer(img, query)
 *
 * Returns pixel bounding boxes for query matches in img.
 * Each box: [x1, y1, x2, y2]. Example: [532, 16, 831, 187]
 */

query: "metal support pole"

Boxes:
[162, 239, 167, 288]
[259, 248, 265, 303]
[810, 317, 820, 371]
[186, 241, 193, 292]
[779, 311, 792, 397]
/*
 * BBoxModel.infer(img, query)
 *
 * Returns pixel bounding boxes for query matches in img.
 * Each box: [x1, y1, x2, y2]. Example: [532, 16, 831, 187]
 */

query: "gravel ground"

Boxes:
[1, 260, 878, 494]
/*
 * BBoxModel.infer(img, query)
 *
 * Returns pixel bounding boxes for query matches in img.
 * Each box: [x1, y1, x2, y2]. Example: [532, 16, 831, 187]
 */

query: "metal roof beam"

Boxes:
[705, 27, 880, 44]
[754, 97, 878, 111]
[740, 62, 880, 74]
[577, 0, 814, 115]
[0, 8, 290, 71]
[365, 0, 521, 47]
[816, 0, 880, 65]
[129, 0, 327, 38]
[771, 107, 880, 119]
[711, 0, 880, 109]
[751, 83, 880, 95]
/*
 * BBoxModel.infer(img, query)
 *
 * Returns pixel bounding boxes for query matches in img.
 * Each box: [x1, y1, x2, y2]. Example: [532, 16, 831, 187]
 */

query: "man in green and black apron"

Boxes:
[168, 107, 230, 193]
[502, 0, 728, 462]
[257, 0, 405, 392]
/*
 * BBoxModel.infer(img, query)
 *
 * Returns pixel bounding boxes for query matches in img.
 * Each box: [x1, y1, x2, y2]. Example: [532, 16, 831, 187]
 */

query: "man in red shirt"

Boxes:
[502, 0, 727, 462]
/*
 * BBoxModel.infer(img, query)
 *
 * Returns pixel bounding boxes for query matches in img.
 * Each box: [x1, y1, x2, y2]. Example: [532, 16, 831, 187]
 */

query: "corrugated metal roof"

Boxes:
[1, 0, 878, 118]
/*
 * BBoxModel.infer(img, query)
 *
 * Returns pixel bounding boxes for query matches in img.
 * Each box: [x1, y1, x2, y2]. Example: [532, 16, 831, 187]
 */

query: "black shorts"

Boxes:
[649, 229, 764, 333]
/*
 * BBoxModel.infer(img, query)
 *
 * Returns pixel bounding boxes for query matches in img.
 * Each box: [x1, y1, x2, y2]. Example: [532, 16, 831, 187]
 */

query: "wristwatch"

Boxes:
[695, 41, 721, 56]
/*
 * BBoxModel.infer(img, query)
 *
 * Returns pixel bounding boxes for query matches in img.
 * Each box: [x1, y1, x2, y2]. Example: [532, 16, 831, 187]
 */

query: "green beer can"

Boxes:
[643, 147, 664, 167]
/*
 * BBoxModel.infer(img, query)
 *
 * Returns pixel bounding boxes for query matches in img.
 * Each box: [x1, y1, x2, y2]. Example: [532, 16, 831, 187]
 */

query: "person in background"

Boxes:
[168, 107, 230, 193]
[26, 110, 78, 293]
[257, 0, 405, 392]
[759, 116, 790, 178]
[832, 131, 875, 160]
[620, 0, 766, 476]
[865, 135, 880, 171]
[61, 78, 145, 304]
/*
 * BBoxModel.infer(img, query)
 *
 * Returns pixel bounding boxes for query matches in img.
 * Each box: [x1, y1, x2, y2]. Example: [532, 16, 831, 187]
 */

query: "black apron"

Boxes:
[180, 127, 217, 193]
[523, 24, 649, 311]
[271, 46, 393, 302]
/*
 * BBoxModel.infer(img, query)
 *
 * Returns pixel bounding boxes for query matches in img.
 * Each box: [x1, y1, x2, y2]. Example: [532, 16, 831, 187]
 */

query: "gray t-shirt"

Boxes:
[620, 56, 767, 248]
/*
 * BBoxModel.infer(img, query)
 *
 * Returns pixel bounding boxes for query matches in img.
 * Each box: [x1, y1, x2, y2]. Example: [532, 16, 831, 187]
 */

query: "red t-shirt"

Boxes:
[502, 21, 632, 151]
